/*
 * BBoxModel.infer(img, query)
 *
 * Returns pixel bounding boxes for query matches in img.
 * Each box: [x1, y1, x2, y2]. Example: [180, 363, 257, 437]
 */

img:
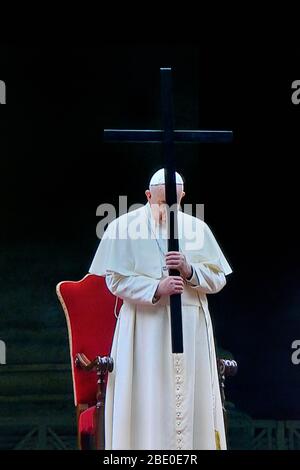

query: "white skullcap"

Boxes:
[149, 168, 184, 186]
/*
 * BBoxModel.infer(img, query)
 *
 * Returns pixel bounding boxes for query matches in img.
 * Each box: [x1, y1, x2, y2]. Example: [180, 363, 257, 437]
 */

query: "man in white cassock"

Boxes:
[89, 168, 232, 450]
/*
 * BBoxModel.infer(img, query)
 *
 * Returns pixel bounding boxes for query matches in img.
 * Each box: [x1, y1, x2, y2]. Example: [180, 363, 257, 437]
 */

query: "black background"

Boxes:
[0, 42, 299, 420]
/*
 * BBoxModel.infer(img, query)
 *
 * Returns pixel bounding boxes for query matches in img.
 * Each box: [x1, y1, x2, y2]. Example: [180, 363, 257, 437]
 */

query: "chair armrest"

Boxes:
[217, 358, 238, 377]
[75, 352, 114, 450]
[75, 353, 114, 373]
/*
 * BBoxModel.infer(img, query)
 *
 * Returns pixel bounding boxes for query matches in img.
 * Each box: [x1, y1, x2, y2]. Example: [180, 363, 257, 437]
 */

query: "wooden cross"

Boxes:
[104, 67, 232, 353]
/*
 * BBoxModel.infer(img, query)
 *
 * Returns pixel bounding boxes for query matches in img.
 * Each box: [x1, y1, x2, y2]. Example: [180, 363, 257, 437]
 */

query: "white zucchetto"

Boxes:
[149, 168, 184, 187]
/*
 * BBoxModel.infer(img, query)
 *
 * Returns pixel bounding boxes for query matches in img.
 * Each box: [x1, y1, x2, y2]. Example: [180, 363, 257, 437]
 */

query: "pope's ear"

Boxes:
[181, 191, 186, 198]
[145, 189, 151, 200]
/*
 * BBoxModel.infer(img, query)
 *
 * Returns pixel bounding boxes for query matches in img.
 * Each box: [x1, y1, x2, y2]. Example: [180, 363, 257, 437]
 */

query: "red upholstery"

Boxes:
[79, 406, 96, 435]
[56, 274, 121, 406]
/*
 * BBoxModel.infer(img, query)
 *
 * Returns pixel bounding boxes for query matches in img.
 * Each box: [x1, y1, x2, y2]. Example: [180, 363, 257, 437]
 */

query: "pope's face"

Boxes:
[145, 184, 185, 224]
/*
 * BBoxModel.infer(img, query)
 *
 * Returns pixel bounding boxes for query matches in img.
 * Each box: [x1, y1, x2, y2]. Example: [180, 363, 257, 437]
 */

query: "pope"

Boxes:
[89, 168, 232, 450]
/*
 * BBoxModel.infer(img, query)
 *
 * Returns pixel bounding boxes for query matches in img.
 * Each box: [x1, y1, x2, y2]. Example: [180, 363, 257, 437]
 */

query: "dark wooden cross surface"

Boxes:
[104, 67, 233, 354]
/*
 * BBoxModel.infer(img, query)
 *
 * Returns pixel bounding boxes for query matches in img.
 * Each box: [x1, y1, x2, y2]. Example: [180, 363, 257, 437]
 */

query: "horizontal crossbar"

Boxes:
[104, 129, 233, 143]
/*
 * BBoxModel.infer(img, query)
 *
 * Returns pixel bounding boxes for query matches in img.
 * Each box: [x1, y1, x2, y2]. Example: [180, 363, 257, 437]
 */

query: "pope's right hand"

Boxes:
[155, 276, 184, 299]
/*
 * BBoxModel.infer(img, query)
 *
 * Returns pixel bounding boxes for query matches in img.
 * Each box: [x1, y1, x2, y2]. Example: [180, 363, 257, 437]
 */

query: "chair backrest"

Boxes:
[56, 274, 121, 406]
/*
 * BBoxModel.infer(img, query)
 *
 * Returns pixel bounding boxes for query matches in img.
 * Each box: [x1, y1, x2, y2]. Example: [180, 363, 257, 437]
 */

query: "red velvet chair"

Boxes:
[56, 274, 121, 450]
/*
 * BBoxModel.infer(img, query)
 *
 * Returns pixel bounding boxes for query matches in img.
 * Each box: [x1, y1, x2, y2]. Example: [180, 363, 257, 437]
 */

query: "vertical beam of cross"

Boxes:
[160, 68, 183, 353]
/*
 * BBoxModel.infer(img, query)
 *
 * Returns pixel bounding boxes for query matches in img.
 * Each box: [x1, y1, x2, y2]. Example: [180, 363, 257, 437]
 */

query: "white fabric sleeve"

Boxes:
[185, 265, 198, 286]
[187, 263, 227, 294]
[105, 271, 160, 306]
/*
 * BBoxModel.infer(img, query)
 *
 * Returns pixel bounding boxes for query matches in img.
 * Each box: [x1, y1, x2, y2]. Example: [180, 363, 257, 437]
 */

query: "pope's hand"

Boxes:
[155, 276, 184, 299]
[165, 251, 192, 280]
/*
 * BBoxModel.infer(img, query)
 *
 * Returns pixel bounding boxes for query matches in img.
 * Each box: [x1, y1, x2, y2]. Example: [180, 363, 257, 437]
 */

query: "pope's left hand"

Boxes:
[165, 251, 192, 280]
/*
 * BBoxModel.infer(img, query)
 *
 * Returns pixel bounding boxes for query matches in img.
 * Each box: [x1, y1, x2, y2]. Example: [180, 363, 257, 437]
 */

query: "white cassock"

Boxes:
[89, 202, 232, 450]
